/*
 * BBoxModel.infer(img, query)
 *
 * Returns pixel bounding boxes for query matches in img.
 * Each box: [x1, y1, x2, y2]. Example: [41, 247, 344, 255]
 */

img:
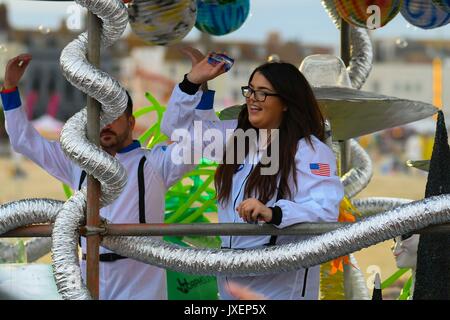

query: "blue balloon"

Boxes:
[401, 0, 450, 29]
[195, 0, 250, 36]
[432, 0, 450, 13]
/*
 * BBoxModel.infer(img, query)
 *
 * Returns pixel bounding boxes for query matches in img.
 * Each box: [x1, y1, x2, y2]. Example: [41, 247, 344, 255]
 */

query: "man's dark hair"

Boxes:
[125, 90, 133, 116]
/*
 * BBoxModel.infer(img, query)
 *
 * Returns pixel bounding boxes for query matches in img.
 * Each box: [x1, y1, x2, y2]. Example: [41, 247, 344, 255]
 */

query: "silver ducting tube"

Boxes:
[321, 0, 373, 89]
[0, 199, 62, 234]
[52, 0, 130, 300]
[25, 238, 53, 262]
[51, 190, 90, 300]
[60, 109, 127, 206]
[346, 254, 371, 300]
[340, 139, 373, 198]
[0, 238, 54, 263]
[59, 0, 129, 128]
[0, 199, 63, 263]
[353, 197, 413, 218]
[0, 241, 18, 262]
[101, 195, 450, 276]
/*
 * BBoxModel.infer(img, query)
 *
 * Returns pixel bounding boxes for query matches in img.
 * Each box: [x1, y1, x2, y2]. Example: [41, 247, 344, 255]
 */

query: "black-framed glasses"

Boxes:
[241, 86, 279, 102]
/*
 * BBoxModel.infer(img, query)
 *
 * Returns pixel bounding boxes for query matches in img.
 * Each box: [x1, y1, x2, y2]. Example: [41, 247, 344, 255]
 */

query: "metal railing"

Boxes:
[2, 222, 449, 238]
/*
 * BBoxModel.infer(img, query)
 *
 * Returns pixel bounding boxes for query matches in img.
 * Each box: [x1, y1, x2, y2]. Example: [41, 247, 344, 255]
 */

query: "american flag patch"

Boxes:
[310, 163, 330, 177]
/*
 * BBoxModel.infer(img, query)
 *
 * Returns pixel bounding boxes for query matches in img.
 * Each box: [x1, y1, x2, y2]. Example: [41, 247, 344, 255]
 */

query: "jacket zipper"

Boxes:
[229, 164, 254, 248]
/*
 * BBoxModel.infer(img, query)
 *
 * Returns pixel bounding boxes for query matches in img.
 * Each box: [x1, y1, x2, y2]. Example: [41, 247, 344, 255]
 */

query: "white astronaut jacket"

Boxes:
[162, 84, 345, 300]
[1, 87, 209, 300]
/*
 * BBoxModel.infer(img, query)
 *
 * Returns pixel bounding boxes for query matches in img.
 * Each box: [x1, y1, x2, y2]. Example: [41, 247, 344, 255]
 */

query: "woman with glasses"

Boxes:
[162, 53, 344, 300]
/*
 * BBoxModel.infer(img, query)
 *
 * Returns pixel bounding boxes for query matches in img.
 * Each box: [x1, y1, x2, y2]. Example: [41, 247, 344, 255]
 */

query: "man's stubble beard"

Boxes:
[100, 130, 130, 155]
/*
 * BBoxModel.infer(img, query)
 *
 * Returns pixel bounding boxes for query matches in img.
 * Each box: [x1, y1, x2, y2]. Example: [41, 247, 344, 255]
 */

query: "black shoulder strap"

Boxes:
[81, 156, 147, 223]
[268, 188, 283, 246]
[78, 170, 87, 190]
[78, 155, 147, 249]
[138, 155, 147, 223]
[78, 170, 87, 247]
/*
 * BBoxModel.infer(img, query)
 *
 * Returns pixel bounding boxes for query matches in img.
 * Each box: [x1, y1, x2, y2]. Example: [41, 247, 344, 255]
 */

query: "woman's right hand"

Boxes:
[186, 53, 227, 84]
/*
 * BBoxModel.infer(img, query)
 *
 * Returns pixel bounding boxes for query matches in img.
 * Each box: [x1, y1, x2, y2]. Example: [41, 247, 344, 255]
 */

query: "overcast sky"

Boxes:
[1, 0, 450, 48]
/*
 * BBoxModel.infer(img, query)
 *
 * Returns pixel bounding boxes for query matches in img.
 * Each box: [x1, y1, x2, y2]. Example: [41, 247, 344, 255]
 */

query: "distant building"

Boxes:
[0, 4, 128, 124]
[374, 38, 450, 63]
[363, 59, 450, 131]
[120, 31, 332, 113]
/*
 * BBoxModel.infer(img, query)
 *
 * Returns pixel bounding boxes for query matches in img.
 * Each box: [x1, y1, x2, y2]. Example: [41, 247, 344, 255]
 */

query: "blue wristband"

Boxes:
[1, 89, 22, 111]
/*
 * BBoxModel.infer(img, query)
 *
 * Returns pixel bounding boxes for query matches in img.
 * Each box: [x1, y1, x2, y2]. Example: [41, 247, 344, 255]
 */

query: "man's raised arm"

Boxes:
[1, 54, 75, 187]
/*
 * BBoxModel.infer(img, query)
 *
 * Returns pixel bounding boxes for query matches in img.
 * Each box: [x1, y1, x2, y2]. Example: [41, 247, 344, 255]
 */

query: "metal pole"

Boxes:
[339, 18, 352, 175]
[86, 11, 102, 300]
[340, 17, 354, 300]
[2, 223, 450, 238]
[340, 19, 351, 67]
[103, 222, 348, 236]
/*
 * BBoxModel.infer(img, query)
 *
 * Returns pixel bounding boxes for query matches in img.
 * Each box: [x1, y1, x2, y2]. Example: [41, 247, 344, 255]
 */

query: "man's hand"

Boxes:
[236, 198, 273, 223]
[3, 54, 32, 90]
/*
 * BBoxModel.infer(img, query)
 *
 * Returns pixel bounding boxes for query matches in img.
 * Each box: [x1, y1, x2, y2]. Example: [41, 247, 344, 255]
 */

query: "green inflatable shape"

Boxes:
[165, 236, 218, 300]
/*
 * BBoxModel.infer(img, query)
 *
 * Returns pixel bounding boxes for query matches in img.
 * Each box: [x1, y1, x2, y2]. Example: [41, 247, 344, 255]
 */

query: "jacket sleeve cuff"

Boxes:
[179, 74, 201, 95]
[1, 86, 18, 94]
[267, 206, 282, 226]
[1, 88, 22, 111]
[195, 90, 215, 110]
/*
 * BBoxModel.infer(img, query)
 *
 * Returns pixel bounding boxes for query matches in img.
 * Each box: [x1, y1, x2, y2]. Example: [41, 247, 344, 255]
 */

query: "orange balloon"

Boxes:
[334, 0, 402, 29]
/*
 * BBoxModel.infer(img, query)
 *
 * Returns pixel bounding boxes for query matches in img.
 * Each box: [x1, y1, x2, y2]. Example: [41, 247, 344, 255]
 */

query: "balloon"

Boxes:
[334, 0, 402, 29]
[129, 0, 197, 46]
[401, 0, 450, 29]
[432, 0, 450, 13]
[195, 0, 250, 36]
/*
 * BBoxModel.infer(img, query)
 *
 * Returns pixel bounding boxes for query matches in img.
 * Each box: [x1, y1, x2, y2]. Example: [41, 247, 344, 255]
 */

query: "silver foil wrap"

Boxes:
[60, 109, 127, 206]
[52, 0, 129, 299]
[346, 254, 370, 300]
[59, 1, 129, 127]
[0, 199, 63, 263]
[353, 197, 413, 218]
[345, 197, 414, 300]
[321, 0, 373, 89]
[0, 238, 52, 263]
[340, 139, 373, 198]
[51, 190, 90, 300]
[101, 195, 450, 276]
[24, 238, 53, 262]
[0, 241, 18, 262]
[0, 199, 62, 234]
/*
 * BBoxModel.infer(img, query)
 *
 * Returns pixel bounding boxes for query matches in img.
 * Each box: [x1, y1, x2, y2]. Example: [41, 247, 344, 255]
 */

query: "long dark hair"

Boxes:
[215, 62, 325, 205]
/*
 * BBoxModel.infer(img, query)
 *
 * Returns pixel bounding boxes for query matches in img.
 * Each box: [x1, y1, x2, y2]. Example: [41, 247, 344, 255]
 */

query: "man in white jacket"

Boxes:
[1, 54, 211, 300]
